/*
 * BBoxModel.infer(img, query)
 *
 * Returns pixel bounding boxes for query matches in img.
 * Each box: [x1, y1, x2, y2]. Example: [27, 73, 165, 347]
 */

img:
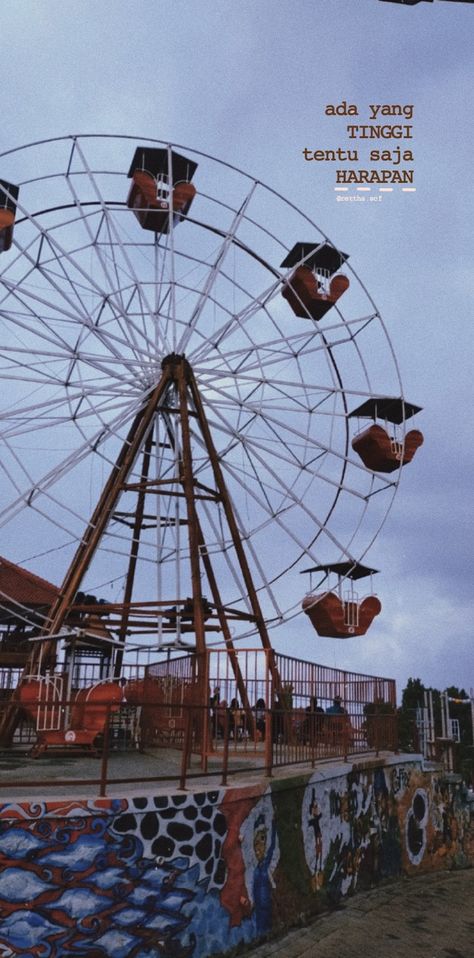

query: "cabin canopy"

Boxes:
[348, 396, 422, 424]
[280, 241, 349, 275]
[127, 147, 198, 185]
[301, 561, 378, 580]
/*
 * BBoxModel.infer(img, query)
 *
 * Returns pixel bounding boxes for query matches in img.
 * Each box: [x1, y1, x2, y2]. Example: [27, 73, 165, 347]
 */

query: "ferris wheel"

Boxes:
[0, 134, 423, 666]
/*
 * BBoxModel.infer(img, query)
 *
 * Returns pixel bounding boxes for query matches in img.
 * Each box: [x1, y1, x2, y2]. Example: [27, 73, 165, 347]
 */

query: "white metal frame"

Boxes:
[0, 135, 408, 658]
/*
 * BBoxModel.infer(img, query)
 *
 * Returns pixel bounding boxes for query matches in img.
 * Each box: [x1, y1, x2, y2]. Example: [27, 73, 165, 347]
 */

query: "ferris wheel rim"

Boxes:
[0, 133, 409, 640]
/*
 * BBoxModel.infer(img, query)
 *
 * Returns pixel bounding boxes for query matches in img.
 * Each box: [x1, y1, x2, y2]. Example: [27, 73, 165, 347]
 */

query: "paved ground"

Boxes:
[246, 868, 474, 958]
[0, 744, 276, 800]
[0, 745, 394, 801]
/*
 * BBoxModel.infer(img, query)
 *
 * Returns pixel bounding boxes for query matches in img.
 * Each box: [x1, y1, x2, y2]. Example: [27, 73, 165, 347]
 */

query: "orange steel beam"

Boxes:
[114, 429, 154, 677]
[187, 363, 282, 694]
[196, 516, 255, 737]
[162, 355, 254, 735]
[0, 353, 282, 747]
[175, 358, 207, 657]
[0, 371, 174, 745]
[29, 366, 173, 672]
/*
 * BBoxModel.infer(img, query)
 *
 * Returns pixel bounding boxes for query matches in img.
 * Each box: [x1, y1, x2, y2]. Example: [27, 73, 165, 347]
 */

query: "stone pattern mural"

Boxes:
[0, 759, 472, 957]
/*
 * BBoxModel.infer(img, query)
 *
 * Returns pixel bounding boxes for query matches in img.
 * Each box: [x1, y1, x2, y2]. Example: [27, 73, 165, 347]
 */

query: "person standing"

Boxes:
[326, 694, 345, 714]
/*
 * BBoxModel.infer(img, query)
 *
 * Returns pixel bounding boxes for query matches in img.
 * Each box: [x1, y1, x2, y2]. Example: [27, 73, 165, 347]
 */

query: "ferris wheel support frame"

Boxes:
[0, 354, 281, 746]
[0, 371, 170, 746]
[0, 134, 416, 753]
[113, 428, 154, 678]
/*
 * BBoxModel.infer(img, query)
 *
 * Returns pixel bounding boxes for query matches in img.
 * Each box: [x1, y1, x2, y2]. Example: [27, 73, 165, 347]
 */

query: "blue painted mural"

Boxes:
[0, 759, 471, 957]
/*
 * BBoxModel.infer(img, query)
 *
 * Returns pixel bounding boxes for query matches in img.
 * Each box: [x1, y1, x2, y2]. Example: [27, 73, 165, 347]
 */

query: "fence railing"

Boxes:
[0, 696, 405, 797]
[0, 648, 404, 795]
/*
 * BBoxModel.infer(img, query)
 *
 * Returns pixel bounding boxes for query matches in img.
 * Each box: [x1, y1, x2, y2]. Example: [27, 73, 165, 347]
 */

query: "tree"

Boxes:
[399, 679, 474, 780]
[401, 677, 425, 711]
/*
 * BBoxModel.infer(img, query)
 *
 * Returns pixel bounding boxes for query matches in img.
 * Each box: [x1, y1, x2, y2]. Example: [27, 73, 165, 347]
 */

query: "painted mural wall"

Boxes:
[0, 757, 472, 958]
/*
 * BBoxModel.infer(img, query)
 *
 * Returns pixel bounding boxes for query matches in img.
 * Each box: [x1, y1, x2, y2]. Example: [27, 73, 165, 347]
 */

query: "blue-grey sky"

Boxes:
[1, 0, 473, 698]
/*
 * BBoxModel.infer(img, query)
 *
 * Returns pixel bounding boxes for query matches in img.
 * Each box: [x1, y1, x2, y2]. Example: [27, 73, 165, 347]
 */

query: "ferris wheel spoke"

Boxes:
[0, 443, 34, 499]
[1, 274, 151, 380]
[201, 369, 398, 416]
[0, 392, 149, 526]
[198, 499, 253, 615]
[219, 456, 340, 566]
[199, 494, 285, 622]
[194, 325, 330, 374]
[176, 182, 258, 355]
[195, 305, 379, 384]
[157, 239, 271, 359]
[0, 388, 133, 436]
[202, 404, 370, 506]
[12, 202, 159, 371]
[208, 337, 336, 379]
[152, 231, 177, 354]
[193, 394, 385, 533]
[223, 492, 285, 620]
[0, 287, 87, 354]
[198, 364, 341, 403]
[201, 375, 340, 421]
[27, 494, 142, 561]
[40, 232, 106, 325]
[239, 424, 372, 500]
[197, 383, 349, 468]
[70, 137, 159, 321]
[11, 231, 106, 328]
[309, 315, 379, 355]
[188, 276, 282, 365]
[0, 354, 70, 389]
[0, 329, 143, 395]
[0, 595, 48, 631]
[188, 245, 327, 367]
[64, 158, 161, 362]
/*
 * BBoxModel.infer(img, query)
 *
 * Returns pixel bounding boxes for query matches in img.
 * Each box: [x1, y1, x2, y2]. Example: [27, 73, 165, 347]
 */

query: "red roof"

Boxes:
[0, 555, 58, 607]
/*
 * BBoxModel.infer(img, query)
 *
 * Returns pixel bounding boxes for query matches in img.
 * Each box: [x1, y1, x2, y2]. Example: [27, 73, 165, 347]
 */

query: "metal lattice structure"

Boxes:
[0, 135, 416, 711]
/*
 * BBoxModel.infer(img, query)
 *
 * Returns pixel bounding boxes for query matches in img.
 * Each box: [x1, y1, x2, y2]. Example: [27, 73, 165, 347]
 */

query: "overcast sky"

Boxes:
[1, 0, 473, 698]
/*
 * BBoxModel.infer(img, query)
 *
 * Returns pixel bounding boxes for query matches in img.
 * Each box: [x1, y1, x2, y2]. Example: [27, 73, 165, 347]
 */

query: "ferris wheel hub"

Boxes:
[161, 353, 192, 379]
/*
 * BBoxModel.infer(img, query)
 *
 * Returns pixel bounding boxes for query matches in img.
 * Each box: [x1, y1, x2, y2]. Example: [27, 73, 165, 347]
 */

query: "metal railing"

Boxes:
[0, 650, 401, 795]
[0, 697, 401, 797]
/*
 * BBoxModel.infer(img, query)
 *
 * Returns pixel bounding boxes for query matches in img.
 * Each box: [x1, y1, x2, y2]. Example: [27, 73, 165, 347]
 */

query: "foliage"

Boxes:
[400, 677, 473, 779]
[401, 677, 425, 711]
[363, 698, 396, 749]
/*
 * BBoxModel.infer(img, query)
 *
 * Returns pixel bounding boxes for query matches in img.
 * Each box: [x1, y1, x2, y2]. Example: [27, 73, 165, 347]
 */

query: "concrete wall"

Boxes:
[0, 756, 472, 957]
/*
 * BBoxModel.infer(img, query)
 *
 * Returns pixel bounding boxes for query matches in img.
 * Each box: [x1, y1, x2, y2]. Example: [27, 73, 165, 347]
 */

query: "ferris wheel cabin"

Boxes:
[301, 562, 381, 639]
[281, 242, 350, 320]
[350, 397, 423, 473]
[127, 146, 197, 233]
[0, 180, 19, 253]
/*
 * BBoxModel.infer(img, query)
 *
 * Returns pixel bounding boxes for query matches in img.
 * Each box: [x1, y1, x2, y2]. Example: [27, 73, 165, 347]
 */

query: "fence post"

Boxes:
[311, 715, 317, 769]
[221, 709, 229, 787]
[180, 705, 193, 790]
[201, 653, 209, 774]
[394, 714, 400, 754]
[99, 703, 111, 798]
[264, 705, 273, 777]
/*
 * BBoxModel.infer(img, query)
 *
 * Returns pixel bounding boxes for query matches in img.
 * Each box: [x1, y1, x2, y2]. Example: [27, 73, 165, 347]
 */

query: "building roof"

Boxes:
[0, 555, 58, 608]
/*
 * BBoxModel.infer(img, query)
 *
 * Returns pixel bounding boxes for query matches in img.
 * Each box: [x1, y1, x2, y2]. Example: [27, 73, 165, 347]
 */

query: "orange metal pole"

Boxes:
[37, 367, 173, 665]
[188, 366, 282, 696]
